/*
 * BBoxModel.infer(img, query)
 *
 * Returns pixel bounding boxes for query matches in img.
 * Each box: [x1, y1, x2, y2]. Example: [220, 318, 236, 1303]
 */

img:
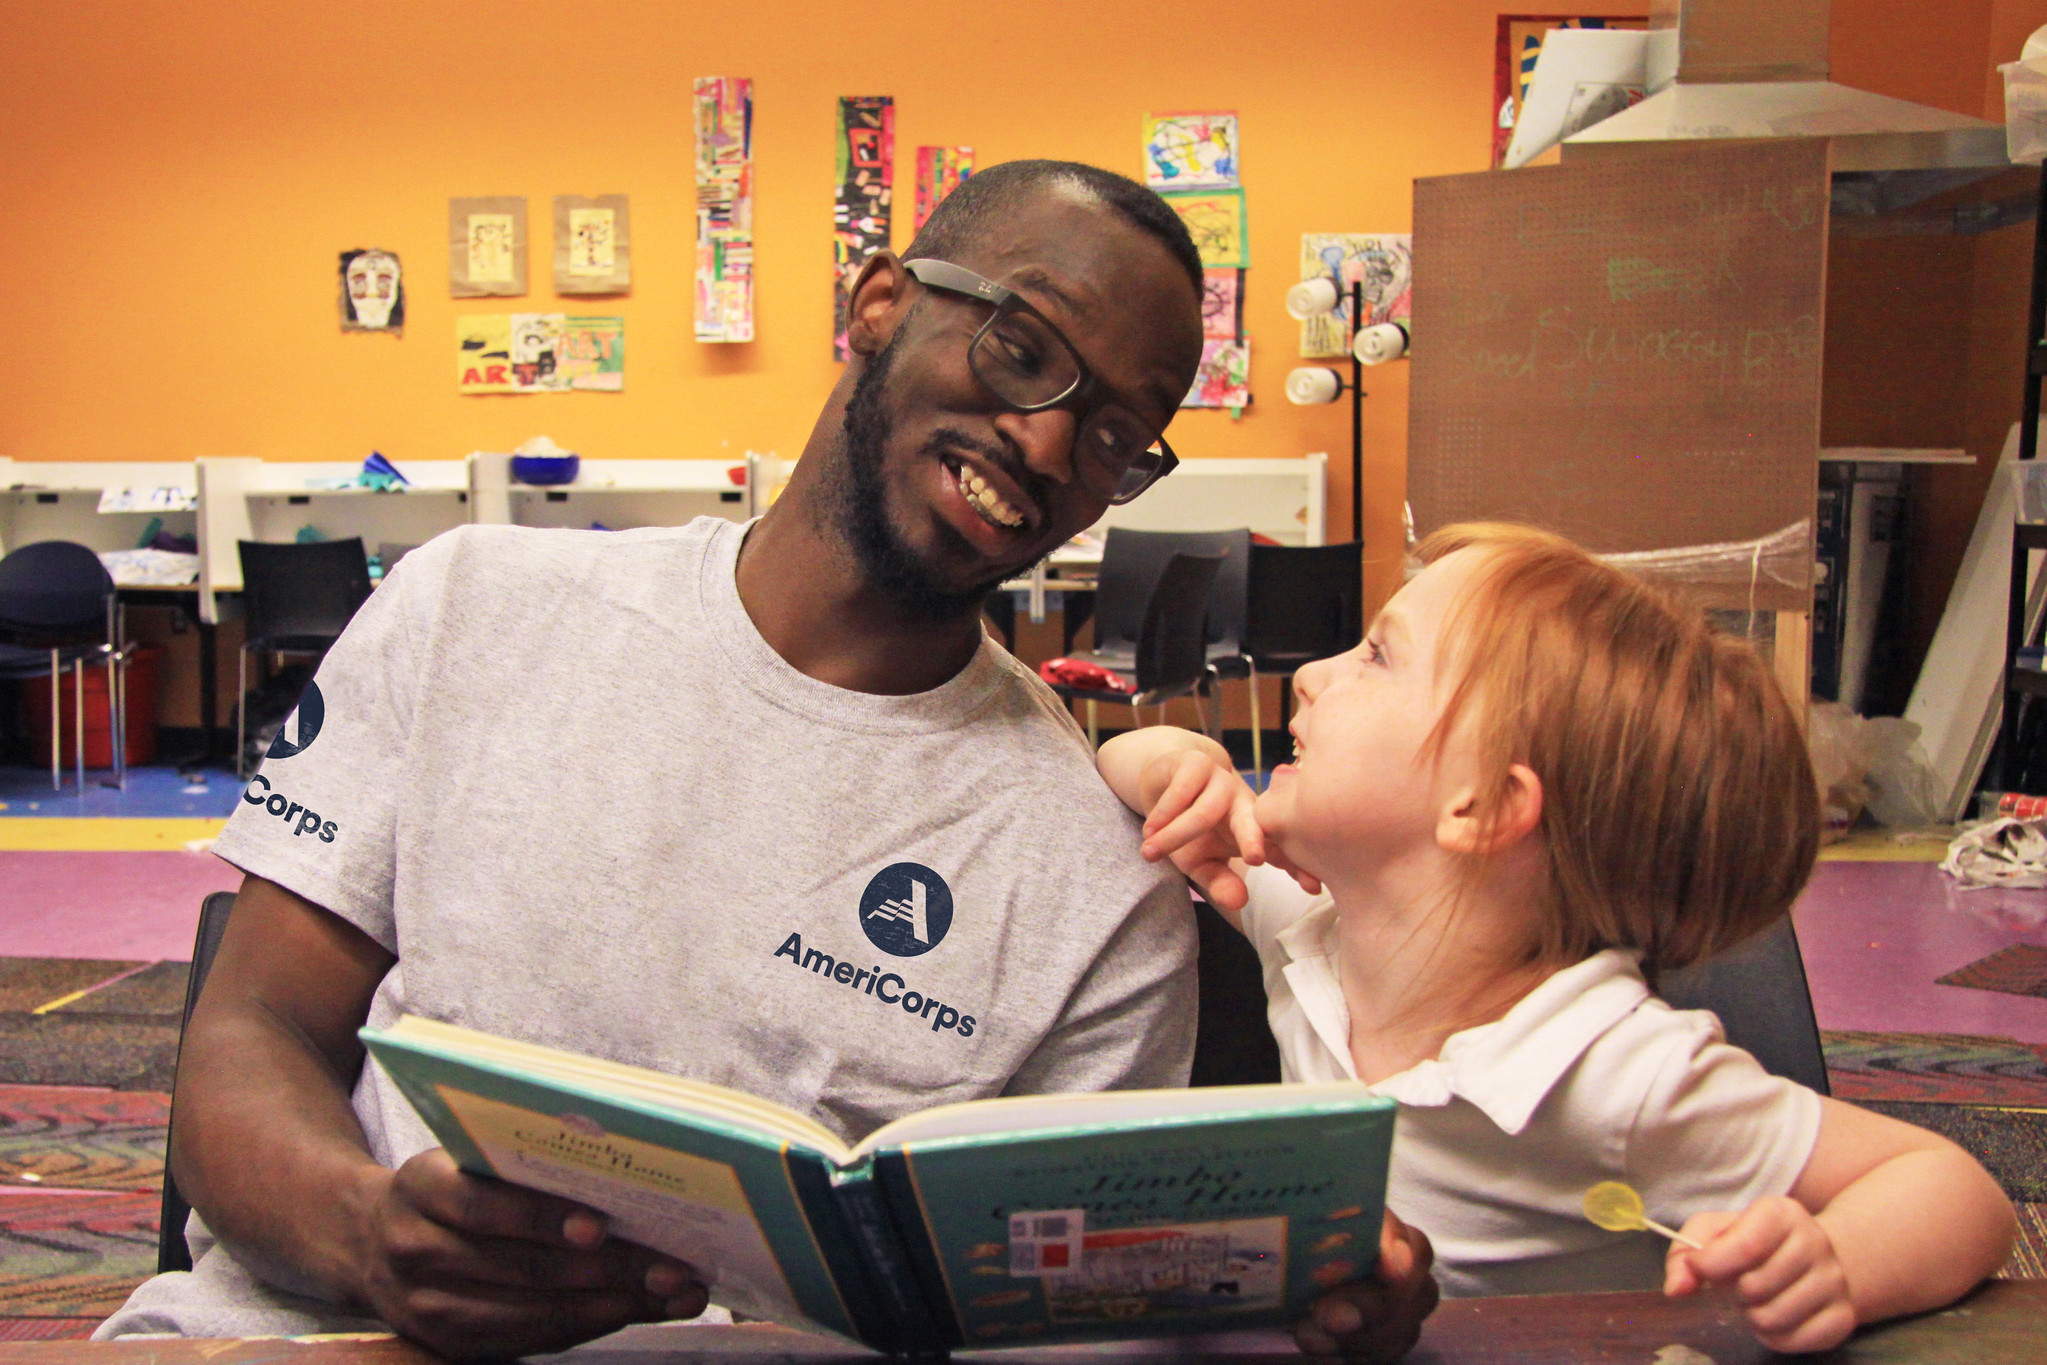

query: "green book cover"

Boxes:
[362, 1018, 1394, 1353]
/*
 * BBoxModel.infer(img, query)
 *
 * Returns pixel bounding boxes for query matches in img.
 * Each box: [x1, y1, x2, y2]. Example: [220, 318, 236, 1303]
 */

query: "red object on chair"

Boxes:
[1038, 657, 1134, 694]
[25, 644, 162, 768]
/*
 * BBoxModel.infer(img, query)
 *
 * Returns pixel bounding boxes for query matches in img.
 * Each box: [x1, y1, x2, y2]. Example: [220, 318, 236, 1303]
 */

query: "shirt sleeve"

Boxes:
[1003, 875, 1199, 1094]
[1622, 1010, 1825, 1225]
[209, 543, 438, 952]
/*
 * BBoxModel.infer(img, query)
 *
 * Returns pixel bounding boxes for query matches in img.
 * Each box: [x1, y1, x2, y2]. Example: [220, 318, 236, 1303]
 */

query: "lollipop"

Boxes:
[1582, 1182, 1703, 1250]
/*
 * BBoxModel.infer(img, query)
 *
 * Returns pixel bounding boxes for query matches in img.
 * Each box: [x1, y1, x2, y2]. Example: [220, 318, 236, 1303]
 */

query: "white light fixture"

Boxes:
[1353, 321, 1411, 366]
[1284, 277, 1340, 320]
[1285, 366, 1346, 405]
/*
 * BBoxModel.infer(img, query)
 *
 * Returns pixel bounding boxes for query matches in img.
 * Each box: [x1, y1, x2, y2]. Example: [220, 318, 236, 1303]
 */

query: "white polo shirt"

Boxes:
[1238, 865, 1824, 1298]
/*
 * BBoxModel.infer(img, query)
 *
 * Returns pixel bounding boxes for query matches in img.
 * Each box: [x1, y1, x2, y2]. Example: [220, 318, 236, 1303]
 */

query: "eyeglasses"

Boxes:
[903, 258, 1179, 505]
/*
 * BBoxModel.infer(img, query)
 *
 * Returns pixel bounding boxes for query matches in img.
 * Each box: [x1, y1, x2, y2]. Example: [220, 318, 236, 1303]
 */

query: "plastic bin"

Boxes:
[22, 644, 162, 769]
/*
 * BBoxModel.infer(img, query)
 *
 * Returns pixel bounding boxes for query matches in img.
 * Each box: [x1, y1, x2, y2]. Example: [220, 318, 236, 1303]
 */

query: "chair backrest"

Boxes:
[158, 890, 239, 1275]
[237, 539, 372, 648]
[1242, 541, 1365, 666]
[1133, 552, 1224, 696]
[1094, 527, 1251, 654]
[0, 540, 113, 633]
[1657, 917, 1830, 1096]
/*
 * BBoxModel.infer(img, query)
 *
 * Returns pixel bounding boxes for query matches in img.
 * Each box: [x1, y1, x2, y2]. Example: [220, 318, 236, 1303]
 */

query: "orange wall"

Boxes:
[0, 0, 2037, 613]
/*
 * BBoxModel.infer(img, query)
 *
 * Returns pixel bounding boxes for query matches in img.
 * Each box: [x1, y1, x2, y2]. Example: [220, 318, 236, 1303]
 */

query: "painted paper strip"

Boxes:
[695, 77, 755, 343]
[914, 146, 973, 230]
[834, 95, 895, 360]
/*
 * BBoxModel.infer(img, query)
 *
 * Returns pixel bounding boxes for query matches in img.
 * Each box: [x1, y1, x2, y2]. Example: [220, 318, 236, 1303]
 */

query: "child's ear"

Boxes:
[1437, 763, 1543, 856]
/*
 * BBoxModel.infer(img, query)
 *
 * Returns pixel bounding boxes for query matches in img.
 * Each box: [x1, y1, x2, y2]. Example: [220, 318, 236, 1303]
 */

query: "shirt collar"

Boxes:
[1272, 911, 1650, 1135]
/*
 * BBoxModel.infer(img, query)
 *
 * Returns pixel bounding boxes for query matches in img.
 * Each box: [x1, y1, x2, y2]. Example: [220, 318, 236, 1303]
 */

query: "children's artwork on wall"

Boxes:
[1201, 268, 1244, 341]
[914, 146, 972, 230]
[448, 197, 526, 297]
[561, 317, 625, 391]
[1143, 112, 1239, 190]
[834, 96, 895, 360]
[340, 249, 403, 333]
[1163, 190, 1248, 269]
[1296, 234, 1412, 358]
[695, 76, 755, 343]
[1493, 15, 1649, 169]
[1183, 339, 1250, 410]
[553, 195, 631, 294]
[459, 314, 624, 393]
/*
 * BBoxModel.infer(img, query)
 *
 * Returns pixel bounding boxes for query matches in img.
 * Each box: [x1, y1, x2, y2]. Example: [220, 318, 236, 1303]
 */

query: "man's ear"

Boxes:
[844, 251, 909, 359]
[1436, 763, 1543, 857]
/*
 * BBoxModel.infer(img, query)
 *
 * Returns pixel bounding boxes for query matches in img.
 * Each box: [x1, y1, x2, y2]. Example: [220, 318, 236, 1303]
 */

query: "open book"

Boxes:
[362, 1018, 1395, 1353]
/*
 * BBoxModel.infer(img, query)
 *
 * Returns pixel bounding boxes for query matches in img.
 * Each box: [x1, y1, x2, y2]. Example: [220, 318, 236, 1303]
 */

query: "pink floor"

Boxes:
[1794, 861, 2047, 1042]
[0, 852, 240, 960]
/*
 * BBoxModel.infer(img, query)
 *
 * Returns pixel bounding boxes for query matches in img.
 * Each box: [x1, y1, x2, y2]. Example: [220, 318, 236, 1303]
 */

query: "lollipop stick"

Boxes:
[1641, 1216, 1703, 1251]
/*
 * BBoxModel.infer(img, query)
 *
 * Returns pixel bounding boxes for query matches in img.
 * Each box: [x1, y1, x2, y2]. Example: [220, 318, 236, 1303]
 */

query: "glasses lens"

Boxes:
[970, 310, 1080, 407]
[1077, 407, 1164, 501]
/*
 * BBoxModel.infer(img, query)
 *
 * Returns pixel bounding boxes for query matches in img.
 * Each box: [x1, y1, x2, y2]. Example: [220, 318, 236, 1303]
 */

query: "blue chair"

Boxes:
[0, 541, 131, 791]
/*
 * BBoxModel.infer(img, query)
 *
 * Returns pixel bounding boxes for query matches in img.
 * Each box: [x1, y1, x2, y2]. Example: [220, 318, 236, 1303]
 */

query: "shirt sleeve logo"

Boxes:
[859, 862, 954, 956]
[266, 681, 325, 760]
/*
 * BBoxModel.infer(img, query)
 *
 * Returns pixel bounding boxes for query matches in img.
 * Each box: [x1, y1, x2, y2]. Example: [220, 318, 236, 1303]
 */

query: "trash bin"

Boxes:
[23, 644, 162, 769]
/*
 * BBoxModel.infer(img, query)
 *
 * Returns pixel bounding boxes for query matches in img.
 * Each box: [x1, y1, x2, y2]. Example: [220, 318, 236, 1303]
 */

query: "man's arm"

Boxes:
[173, 874, 705, 1360]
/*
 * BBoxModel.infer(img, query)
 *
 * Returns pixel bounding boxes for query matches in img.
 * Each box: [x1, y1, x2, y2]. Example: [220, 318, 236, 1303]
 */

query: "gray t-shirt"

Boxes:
[103, 517, 1195, 1337]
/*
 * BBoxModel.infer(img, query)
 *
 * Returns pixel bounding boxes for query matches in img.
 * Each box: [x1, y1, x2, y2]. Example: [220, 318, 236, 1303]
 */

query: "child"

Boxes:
[1098, 523, 2015, 1355]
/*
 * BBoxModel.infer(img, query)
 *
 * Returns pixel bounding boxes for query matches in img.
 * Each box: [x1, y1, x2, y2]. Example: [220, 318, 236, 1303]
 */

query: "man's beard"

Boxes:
[832, 328, 1012, 623]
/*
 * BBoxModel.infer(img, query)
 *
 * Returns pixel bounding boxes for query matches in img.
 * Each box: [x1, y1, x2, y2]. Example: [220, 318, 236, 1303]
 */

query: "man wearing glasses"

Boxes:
[102, 161, 1435, 1361]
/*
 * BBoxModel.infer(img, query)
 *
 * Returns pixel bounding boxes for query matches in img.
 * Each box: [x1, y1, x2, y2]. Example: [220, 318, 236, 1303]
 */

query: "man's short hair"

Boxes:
[903, 160, 1205, 302]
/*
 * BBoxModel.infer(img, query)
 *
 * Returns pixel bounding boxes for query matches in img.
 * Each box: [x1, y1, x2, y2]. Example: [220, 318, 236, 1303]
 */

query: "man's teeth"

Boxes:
[958, 467, 1025, 528]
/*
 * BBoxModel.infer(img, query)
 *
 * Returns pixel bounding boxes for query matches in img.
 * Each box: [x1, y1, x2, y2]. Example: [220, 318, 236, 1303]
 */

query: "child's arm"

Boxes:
[1096, 727, 1267, 922]
[1665, 1096, 2016, 1353]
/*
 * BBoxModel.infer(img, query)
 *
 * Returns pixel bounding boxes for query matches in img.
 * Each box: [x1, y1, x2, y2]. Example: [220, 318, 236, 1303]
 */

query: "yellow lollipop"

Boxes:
[1582, 1182, 1703, 1250]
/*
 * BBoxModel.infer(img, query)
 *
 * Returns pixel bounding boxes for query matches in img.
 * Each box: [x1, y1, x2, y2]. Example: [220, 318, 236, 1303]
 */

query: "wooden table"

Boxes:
[4, 1281, 2041, 1365]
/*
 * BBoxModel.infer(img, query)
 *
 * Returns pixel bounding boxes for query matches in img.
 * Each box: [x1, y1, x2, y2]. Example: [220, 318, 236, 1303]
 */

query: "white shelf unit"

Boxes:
[472, 457, 753, 532]
[0, 459, 200, 556]
[1093, 454, 1328, 546]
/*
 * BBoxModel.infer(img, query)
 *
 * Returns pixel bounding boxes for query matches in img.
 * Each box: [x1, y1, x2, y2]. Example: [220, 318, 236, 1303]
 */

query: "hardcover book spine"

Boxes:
[780, 1154, 896, 1350]
[872, 1152, 965, 1350]
[830, 1167, 950, 1354]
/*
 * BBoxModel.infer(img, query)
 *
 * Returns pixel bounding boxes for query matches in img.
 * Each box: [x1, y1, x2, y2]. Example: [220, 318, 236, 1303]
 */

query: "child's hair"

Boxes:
[1413, 522, 1819, 976]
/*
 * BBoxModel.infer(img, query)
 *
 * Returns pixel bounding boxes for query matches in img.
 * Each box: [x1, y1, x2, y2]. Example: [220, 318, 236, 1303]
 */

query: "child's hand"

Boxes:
[1664, 1197, 1854, 1353]
[1136, 749, 1267, 912]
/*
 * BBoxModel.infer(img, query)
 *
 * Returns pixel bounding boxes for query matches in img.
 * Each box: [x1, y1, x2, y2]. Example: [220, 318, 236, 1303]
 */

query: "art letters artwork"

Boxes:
[914, 146, 972, 230]
[458, 314, 623, 394]
[339, 249, 404, 333]
[1297, 233, 1412, 358]
[833, 95, 894, 361]
[553, 195, 631, 294]
[1163, 190, 1248, 269]
[1183, 339, 1250, 410]
[695, 76, 755, 343]
[449, 197, 526, 297]
[1143, 112, 1239, 190]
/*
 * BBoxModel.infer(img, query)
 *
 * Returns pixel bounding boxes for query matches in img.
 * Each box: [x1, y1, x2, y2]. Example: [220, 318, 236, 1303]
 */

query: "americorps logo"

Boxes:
[859, 862, 953, 956]
[267, 681, 325, 759]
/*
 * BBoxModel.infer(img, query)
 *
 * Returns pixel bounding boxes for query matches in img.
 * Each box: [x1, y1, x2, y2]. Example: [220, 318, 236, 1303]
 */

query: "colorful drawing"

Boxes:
[914, 146, 973, 231]
[1143, 111, 1239, 190]
[449, 198, 526, 298]
[1201, 268, 1243, 341]
[1493, 15, 1649, 168]
[1039, 1217, 1285, 1324]
[1163, 190, 1248, 269]
[553, 195, 630, 294]
[1297, 234, 1411, 358]
[340, 249, 403, 332]
[695, 77, 754, 343]
[1183, 339, 1250, 409]
[834, 95, 895, 360]
[562, 317, 625, 391]
[458, 313, 623, 394]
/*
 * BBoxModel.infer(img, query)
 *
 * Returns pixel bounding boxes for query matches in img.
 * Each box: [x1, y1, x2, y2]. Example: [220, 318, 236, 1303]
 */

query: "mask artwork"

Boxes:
[340, 249, 404, 332]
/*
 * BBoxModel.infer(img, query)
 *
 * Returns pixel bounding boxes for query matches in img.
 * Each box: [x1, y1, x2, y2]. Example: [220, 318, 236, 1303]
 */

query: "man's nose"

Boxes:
[993, 408, 1080, 486]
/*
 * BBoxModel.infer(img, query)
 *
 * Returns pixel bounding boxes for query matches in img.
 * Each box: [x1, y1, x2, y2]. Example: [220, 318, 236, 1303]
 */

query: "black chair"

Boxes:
[0, 540, 133, 791]
[236, 539, 372, 777]
[1659, 918, 1831, 1096]
[158, 889, 239, 1274]
[1047, 552, 1225, 747]
[1238, 542, 1365, 777]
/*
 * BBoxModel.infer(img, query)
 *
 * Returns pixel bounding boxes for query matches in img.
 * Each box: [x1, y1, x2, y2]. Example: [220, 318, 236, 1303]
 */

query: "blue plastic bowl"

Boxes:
[511, 453, 580, 486]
